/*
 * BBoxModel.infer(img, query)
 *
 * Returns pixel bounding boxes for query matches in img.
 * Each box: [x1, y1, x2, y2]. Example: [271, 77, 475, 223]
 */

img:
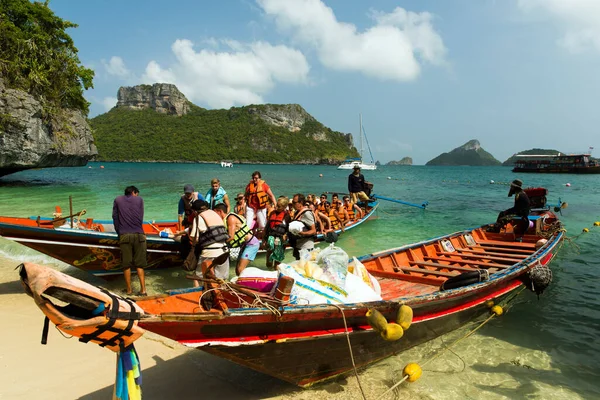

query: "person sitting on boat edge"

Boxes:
[244, 171, 277, 239]
[342, 195, 363, 225]
[497, 179, 531, 237]
[178, 184, 205, 230]
[205, 178, 230, 213]
[112, 185, 147, 296]
[188, 200, 230, 286]
[213, 203, 259, 276]
[263, 196, 291, 270]
[348, 166, 370, 205]
[288, 194, 317, 260]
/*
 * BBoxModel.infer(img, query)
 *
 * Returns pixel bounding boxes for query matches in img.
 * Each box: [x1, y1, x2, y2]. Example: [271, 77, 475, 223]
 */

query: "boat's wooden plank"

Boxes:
[392, 265, 457, 277]
[456, 248, 529, 258]
[476, 239, 536, 249]
[369, 269, 444, 286]
[417, 258, 510, 269]
[407, 261, 477, 273]
[468, 245, 533, 254]
[436, 251, 525, 262]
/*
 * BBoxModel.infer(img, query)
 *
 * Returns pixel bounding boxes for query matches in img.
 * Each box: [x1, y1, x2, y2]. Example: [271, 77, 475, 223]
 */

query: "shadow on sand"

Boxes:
[79, 350, 301, 400]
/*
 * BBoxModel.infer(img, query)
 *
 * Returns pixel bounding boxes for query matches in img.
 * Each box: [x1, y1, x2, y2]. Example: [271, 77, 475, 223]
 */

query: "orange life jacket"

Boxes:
[344, 202, 355, 220]
[328, 208, 341, 230]
[246, 179, 269, 209]
[19, 262, 145, 353]
[267, 209, 288, 237]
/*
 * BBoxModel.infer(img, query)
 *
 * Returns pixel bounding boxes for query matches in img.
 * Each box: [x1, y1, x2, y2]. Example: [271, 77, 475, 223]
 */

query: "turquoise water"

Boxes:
[1, 162, 599, 398]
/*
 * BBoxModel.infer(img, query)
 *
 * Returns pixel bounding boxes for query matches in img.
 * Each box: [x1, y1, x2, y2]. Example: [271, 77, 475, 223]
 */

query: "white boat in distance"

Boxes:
[338, 114, 377, 170]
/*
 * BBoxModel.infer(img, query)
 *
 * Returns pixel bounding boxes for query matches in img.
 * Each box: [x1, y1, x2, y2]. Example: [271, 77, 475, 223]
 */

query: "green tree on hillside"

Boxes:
[0, 0, 94, 114]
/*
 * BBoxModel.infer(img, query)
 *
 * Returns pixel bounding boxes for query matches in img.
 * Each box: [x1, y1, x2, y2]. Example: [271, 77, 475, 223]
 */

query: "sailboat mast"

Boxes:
[359, 113, 363, 161]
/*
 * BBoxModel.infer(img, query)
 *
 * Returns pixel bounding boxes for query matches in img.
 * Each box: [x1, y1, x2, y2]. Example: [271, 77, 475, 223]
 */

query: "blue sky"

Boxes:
[49, 0, 600, 165]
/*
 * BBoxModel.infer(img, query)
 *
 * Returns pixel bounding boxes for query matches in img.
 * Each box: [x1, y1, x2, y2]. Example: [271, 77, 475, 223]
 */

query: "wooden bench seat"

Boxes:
[421, 257, 509, 269]
[436, 251, 525, 263]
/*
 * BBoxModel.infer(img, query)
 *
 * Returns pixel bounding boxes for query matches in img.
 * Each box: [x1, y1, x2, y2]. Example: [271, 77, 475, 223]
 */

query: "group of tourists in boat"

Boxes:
[111, 167, 377, 296]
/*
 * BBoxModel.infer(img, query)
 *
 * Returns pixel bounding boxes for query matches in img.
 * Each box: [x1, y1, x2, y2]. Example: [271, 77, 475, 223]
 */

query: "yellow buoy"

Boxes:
[491, 305, 504, 316]
[366, 309, 388, 332]
[594, 222, 600, 226]
[403, 363, 422, 382]
[485, 300, 495, 308]
[583, 228, 590, 233]
[396, 305, 413, 330]
[381, 323, 404, 341]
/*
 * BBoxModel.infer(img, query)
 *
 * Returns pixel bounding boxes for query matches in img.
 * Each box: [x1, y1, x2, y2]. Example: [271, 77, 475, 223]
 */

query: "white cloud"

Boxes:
[102, 56, 131, 78]
[518, 0, 600, 53]
[257, 0, 447, 81]
[142, 39, 309, 108]
[101, 96, 117, 111]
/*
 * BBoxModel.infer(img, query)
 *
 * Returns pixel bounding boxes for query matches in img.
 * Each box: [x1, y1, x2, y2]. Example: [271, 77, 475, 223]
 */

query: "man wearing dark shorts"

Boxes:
[113, 185, 147, 295]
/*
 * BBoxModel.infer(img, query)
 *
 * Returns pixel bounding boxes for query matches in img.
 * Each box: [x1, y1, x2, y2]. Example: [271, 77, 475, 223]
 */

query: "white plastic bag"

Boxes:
[344, 273, 382, 303]
[315, 244, 349, 287]
[277, 263, 347, 305]
[348, 257, 381, 295]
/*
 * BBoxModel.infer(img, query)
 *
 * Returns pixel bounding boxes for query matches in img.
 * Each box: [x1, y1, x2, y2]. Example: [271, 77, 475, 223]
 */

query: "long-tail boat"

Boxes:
[0, 201, 379, 277]
[18, 196, 564, 388]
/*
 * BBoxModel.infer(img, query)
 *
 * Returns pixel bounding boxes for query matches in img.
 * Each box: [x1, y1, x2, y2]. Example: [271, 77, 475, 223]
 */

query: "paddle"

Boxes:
[373, 194, 428, 209]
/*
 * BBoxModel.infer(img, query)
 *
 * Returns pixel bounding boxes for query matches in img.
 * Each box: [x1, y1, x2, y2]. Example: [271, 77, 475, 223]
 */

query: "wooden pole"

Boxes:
[69, 196, 73, 228]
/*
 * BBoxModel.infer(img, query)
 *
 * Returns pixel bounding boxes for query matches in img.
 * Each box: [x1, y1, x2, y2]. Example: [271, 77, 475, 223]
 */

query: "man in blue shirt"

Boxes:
[113, 185, 147, 296]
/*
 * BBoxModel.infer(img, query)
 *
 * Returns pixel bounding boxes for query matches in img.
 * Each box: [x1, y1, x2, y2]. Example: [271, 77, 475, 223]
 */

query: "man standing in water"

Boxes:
[113, 185, 147, 296]
[348, 166, 370, 204]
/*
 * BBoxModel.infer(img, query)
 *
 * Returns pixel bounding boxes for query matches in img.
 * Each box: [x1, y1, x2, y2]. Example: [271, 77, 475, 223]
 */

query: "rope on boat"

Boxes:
[375, 287, 527, 400]
[198, 280, 287, 317]
[331, 303, 368, 400]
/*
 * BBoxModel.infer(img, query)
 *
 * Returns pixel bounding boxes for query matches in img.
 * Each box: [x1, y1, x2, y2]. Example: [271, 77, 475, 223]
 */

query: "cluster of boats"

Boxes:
[2, 187, 566, 389]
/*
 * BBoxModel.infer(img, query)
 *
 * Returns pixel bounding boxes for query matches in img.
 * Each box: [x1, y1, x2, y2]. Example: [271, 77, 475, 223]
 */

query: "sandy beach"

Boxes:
[0, 255, 371, 400]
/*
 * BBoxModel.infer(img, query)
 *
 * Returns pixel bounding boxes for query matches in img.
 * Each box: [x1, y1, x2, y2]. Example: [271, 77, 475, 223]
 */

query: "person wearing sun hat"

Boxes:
[497, 179, 531, 236]
[348, 165, 370, 204]
[178, 184, 205, 230]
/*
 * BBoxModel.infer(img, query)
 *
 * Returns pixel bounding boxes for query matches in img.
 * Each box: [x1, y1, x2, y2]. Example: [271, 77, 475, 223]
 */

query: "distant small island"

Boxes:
[426, 139, 500, 166]
[386, 157, 413, 166]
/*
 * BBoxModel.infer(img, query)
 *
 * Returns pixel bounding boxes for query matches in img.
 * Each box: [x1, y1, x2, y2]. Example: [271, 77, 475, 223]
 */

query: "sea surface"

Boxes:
[1, 162, 599, 399]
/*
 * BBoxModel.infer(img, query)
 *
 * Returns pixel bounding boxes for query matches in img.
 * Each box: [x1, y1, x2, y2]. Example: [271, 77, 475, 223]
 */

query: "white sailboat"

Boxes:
[338, 114, 377, 170]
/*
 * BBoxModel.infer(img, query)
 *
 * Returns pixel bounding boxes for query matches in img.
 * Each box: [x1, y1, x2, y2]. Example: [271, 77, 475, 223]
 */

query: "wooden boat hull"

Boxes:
[0, 202, 378, 277]
[136, 216, 563, 387]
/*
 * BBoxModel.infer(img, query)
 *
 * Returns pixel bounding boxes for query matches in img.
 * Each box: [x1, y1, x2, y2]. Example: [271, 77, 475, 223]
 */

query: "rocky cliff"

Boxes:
[116, 83, 191, 116]
[387, 157, 413, 165]
[426, 139, 500, 166]
[0, 77, 97, 177]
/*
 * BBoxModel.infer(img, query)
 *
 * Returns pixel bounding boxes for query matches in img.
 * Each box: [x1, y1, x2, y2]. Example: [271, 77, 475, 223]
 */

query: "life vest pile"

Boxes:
[18, 262, 145, 352]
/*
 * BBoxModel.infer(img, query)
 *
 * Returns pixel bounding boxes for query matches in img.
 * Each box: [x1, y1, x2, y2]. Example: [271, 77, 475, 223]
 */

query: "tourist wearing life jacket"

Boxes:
[214, 204, 259, 276]
[342, 195, 363, 225]
[289, 193, 317, 260]
[205, 178, 230, 213]
[324, 201, 345, 232]
[317, 193, 327, 213]
[244, 171, 277, 236]
[187, 200, 229, 286]
[306, 200, 331, 234]
[234, 192, 246, 216]
[178, 184, 205, 230]
[264, 196, 291, 270]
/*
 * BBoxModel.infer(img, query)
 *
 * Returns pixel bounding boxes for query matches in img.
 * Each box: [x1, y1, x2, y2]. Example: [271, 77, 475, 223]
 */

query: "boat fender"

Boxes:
[491, 305, 504, 316]
[396, 305, 413, 330]
[403, 363, 422, 382]
[440, 270, 489, 291]
[366, 308, 387, 332]
[525, 263, 553, 296]
[381, 323, 404, 341]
